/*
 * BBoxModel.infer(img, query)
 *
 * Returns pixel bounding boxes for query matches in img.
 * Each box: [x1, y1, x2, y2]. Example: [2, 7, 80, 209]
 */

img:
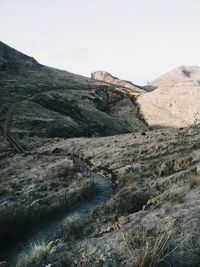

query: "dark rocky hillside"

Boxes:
[0, 42, 147, 139]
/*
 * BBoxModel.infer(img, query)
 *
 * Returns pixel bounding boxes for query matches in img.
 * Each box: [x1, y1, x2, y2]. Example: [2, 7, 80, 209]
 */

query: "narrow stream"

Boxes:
[1, 156, 113, 265]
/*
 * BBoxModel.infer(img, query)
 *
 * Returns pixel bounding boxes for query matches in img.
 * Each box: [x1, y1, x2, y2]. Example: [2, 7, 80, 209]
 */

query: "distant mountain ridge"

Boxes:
[137, 65, 200, 128]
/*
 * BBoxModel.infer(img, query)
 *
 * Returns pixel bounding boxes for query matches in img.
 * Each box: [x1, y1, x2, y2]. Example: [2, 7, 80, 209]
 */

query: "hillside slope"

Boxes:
[137, 66, 200, 128]
[0, 42, 147, 139]
[0, 125, 200, 266]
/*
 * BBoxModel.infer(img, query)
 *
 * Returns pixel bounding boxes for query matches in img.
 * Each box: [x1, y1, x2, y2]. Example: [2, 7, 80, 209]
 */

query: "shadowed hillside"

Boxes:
[0, 42, 147, 139]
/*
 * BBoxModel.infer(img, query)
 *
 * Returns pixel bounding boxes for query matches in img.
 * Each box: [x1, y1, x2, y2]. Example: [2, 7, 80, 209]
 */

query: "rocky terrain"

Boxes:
[0, 42, 199, 267]
[137, 66, 200, 128]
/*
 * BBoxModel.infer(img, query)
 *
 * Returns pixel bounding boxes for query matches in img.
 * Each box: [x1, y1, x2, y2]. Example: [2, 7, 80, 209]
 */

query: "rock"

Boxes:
[91, 70, 145, 93]
[47, 241, 54, 251]
[117, 216, 130, 225]
[196, 165, 200, 174]
[137, 66, 200, 128]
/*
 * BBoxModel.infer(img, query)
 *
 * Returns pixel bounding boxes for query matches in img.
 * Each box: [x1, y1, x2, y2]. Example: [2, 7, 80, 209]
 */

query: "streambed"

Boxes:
[1, 156, 113, 265]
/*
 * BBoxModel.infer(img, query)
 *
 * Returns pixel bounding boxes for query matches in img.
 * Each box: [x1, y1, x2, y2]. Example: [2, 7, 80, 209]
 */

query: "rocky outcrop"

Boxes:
[91, 70, 145, 94]
[137, 66, 200, 128]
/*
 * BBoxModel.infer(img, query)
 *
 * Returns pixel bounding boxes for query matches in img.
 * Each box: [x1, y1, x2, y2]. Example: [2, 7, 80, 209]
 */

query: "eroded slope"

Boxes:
[137, 66, 200, 128]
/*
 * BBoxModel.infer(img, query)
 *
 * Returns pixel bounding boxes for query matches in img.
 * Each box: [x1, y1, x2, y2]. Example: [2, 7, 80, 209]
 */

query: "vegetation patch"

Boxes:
[64, 213, 88, 240]
[164, 191, 185, 204]
[189, 175, 200, 189]
[16, 242, 49, 267]
[123, 229, 174, 267]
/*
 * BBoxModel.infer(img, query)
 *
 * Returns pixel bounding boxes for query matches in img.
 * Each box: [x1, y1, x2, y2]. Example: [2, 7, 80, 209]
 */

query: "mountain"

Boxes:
[137, 66, 200, 128]
[0, 42, 147, 139]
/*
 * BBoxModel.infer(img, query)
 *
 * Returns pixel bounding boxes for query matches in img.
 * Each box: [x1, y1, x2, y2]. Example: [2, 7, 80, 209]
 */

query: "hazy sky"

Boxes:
[1, 0, 200, 84]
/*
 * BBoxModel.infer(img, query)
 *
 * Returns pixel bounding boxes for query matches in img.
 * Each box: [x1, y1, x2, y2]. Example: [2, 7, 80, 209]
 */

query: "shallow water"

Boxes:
[1, 157, 113, 265]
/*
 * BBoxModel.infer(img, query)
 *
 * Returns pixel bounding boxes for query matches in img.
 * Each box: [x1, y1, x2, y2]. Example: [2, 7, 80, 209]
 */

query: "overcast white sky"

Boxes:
[1, 0, 200, 84]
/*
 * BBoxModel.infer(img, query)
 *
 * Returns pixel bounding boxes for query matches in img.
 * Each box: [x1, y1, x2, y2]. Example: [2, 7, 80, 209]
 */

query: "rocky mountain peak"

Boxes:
[137, 65, 200, 128]
[151, 65, 200, 88]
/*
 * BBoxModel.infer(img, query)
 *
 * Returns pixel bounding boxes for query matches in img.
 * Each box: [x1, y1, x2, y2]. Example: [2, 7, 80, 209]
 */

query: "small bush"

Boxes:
[123, 230, 173, 267]
[164, 191, 185, 204]
[189, 175, 200, 189]
[78, 179, 98, 200]
[16, 242, 49, 267]
[64, 213, 87, 240]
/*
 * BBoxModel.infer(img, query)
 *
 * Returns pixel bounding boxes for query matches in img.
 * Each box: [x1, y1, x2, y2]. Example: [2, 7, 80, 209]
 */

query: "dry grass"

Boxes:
[0, 136, 7, 148]
[122, 229, 174, 267]
[189, 175, 200, 189]
[64, 213, 87, 240]
[92, 188, 150, 219]
[118, 172, 134, 186]
[164, 191, 185, 204]
[16, 242, 49, 267]
[0, 176, 98, 252]
[134, 231, 172, 267]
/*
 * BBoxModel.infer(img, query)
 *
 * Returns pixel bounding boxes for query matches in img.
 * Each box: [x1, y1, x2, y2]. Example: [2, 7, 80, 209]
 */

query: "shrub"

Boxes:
[64, 213, 87, 240]
[16, 242, 49, 267]
[77, 179, 98, 200]
[189, 175, 200, 189]
[123, 229, 173, 267]
[164, 191, 185, 204]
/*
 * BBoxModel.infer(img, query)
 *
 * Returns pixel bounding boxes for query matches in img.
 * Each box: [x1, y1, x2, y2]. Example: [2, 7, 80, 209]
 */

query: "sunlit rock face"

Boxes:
[137, 66, 200, 128]
[91, 70, 145, 93]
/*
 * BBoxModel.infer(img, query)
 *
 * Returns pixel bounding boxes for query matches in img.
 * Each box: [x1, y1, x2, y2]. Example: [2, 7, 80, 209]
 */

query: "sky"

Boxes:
[1, 0, 200, 84]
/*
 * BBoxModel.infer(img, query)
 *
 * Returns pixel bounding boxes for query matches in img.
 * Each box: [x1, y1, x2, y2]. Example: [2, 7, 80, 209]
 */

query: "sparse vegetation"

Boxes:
[189, 175, 200, 189]
[164, 191, 185, 204]
[0, 160, 98, 254]
[0, 136, 8, 149]
[16, 242, 49, 267]
[134, 232, 172, 267]
[64, 213, 88, 240]
[118, 172, 135, 186]
[92, 188, 150, 219]
[77, 178, 99, 200]
[123, 229, 173, 267]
